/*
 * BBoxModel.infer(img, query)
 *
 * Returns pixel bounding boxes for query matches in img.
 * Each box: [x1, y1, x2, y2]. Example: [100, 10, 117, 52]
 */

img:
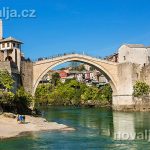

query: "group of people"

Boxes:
[17, 115, 25, 123]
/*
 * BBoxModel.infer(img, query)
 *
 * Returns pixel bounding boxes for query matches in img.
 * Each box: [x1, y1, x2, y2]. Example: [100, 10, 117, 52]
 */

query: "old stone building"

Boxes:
[0, 19, 22, 91]
[0, 20, 23, 72]
[118, 44, 150, 66]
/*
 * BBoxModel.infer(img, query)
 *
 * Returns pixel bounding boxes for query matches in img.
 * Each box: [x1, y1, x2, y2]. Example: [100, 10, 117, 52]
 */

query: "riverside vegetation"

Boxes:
[0, 70, 33, 114]
[0, 70, 150, 114]
[35, 72, 113, 107]
[35, 73, 150, 107]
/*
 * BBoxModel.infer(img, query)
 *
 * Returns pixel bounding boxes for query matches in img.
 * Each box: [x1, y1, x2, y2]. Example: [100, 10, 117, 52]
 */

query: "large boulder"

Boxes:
[3, 113, 16, 119]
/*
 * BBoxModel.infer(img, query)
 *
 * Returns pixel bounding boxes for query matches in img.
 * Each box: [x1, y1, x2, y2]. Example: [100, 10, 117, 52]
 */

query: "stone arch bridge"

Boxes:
[21, 53, 142, 110]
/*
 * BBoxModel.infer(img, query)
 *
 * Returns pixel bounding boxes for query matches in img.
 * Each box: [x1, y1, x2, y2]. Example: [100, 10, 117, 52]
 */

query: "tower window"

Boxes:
[7, 43, 10, 47]
[17, 44, 20, 48]
[2, 43, 5, 48]
[13, 43, 16, 47]
[5, 56, 13, 62]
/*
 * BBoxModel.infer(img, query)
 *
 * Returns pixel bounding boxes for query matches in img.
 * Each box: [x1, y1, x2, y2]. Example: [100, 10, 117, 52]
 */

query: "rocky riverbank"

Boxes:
[0, 113, 75, 139]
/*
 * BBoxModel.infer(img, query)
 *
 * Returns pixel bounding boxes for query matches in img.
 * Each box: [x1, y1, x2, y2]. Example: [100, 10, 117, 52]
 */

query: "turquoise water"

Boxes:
[1, 107, 150, 150]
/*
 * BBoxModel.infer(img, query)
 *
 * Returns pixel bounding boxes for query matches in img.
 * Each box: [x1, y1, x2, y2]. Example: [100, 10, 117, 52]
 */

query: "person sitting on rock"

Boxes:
[22, 115, 25, 123]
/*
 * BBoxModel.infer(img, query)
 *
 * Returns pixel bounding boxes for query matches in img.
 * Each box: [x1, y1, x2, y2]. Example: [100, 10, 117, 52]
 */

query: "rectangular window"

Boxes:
[2, 43, 5, 48]
[7, 43, 10, 47]
[13, 43, 16, 47]
[123, 56, 126, 60]
[17, 44, 20, 48]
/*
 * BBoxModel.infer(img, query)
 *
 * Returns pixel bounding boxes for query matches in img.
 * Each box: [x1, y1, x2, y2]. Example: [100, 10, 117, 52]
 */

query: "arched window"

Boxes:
[5, 56, 13, 62]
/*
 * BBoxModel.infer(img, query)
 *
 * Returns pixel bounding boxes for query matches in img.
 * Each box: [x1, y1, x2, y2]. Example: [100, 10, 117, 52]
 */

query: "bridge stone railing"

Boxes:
[33, 53, 104, 62]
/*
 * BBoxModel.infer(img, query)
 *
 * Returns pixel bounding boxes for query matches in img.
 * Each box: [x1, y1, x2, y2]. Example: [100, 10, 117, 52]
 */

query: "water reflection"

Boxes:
[43, 107, 150, 142]
[113, 112, 136, 140]
[1, 107, 150, 150]
[113, 112, 150, 141]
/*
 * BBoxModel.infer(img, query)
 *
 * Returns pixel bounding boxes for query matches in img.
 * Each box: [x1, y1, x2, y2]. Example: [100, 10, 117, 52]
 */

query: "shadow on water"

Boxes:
[1, 106, 150, 150]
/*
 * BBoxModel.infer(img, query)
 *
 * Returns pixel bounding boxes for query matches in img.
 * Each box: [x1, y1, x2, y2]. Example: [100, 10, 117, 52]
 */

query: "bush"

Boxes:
[0, 70, 33, 114]
[133, 81, 150, 97]
[0, 70, 14, 91]
[100, 84, 112, 102]
[35, 84, 53, 104]
[0, 91, 14, 104]
[14, 87, 33, 107]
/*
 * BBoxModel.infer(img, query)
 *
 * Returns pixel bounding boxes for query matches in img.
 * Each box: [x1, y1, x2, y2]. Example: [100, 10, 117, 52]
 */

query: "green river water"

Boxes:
[0, 106, 150, 150]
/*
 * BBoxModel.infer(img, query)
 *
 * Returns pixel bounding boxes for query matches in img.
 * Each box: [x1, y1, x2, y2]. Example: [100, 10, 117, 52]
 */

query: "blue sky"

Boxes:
[1, 0, 150, 60]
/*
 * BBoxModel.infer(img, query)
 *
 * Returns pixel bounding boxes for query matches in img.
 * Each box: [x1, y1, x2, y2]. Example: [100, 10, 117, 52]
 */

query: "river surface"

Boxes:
[1, 106, 150, 150]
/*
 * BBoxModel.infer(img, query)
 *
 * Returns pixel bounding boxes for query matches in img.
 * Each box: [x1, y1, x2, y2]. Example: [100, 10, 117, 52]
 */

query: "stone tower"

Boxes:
[0, 20, 23, 72]
[0, 19, 3, 40]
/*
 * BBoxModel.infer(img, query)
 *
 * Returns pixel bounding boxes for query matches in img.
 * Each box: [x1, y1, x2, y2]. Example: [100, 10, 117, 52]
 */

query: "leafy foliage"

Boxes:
[0, 70, 14, 91]
[0, 70, 33, 114]
[0, 70, 15, 104]
[14, 87, 33, 107]
[51, 72, 60, 86]
[0, 91, 14, 104]
[100, 84, 112, 102]
[35, 79, 112, 106]
[133, 81, 150, 97]
[35, 84, 53, 104]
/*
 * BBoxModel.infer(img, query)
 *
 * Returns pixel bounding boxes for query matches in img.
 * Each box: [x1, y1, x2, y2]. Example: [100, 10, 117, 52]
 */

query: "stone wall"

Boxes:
[113, 96, 150, 112]
[113, 63, 150, 111]
[12, 73, 21, 93]
[0, 61, 12, 73]
[0, 51, 4, 61]
[140, 64, 150, 85]
[20, 61, 33, 93]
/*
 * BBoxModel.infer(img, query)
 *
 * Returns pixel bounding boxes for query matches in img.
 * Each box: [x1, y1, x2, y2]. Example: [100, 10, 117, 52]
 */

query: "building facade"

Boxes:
[118, 44, 150, 66]
[0, 20, 23, 72]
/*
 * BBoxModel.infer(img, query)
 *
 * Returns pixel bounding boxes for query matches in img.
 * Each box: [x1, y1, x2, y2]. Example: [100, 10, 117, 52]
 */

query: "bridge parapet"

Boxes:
[34, 53, 118, 66]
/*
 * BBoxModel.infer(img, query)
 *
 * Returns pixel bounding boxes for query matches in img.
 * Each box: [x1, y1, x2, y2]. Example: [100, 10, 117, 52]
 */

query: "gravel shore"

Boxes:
[0, 113, 75, 139]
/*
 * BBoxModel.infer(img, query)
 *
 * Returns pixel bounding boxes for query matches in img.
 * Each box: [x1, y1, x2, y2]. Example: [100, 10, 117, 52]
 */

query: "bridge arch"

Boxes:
[32, 54, 118, 96]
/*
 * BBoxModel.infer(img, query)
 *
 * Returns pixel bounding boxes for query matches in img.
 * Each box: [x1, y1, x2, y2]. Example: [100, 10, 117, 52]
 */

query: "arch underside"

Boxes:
[33, 57, 117, 95]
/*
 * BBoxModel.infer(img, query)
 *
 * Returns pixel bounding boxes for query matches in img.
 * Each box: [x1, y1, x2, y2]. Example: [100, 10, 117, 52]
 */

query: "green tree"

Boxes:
[35, 84, 53, 104]
[0, 70, 14, 91]
[0, 70, 14, 104]
[14, 87, 33, 107]
[0, 91, 14, 104]
[51, 72, 60, 86]
[133, 81, 150, 97]
[100, 84, 112, 102]
[81, 87, 93, 100]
